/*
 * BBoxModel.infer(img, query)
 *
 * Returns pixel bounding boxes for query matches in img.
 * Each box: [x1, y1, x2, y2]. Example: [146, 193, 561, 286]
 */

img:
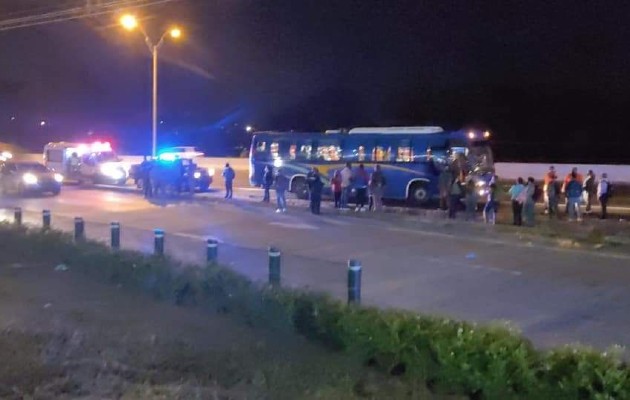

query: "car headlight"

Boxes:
[475, 180, 486, 187]
[193, 171, 201, 179]
[53, 173, 64, 183]
[100, 163, 126, 180]
[273, 159, 283, 168]
[23, 173, 38, 185]
[478, 189, 487, 196]
[207, 167, 215, 176]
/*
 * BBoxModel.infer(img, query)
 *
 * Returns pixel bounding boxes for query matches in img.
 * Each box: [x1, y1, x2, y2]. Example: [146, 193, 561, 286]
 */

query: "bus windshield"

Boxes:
[468, 144, 494, 173]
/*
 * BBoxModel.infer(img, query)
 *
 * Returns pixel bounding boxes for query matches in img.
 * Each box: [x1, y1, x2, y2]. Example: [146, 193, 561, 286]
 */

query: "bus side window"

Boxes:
[316, 139, 342, 161]
[373, 145, 391, 162]
[270, 142, 280, 159]
[297, 141, 313, 160]
[344, 141, 372, 162]
[396, 140, 413, 162]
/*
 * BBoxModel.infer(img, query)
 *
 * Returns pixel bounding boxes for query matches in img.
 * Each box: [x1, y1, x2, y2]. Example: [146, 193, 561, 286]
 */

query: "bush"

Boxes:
[1, 224, 629, 399]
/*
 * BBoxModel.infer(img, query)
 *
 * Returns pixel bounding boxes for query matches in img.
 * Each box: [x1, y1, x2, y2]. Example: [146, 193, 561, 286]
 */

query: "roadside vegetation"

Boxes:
[1, 224, 629, 399]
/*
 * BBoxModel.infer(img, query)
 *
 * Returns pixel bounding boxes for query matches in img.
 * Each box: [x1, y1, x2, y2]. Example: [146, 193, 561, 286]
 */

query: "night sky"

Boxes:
[1, 0, 629, 162]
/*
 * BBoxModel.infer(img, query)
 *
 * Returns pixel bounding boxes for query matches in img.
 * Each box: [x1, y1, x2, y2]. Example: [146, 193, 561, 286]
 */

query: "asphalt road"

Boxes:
[2, 185, 630, 351]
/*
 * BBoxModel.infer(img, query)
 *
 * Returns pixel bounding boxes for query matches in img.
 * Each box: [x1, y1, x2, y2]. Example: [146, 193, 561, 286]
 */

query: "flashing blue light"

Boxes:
[158, 152, 177, 161]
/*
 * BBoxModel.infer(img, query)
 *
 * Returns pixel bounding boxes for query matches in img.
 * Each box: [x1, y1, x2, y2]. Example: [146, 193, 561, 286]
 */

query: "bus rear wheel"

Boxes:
[407, 182, 430, 207]
[291, 177, 309, 200]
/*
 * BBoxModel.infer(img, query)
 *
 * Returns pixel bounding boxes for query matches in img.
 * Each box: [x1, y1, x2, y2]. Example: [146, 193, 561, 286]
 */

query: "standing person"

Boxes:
[523, 177, 536, 226]
[140, 156, 153, 198]
[483, 183, 498, 225]
[448, 176, 463, 219]
[340, 162, 353, 210]
[331, 170, 343, 209]
[262, 165, 274, 202]
[353, 164, 369, 212]
[438, 166, 454, 211]
[222, 163, 235, 199]
[306, 167, 323, 215]
[187, 161, 196, 194]
[543, 166, 557, 214]
[508, 177, 525, 226]
[546, 174, 559, 219]
[597, 173, 610, 220]
[274, 168, 289, 213]
[566, 172, 583, 221]
[562, 167, 583, 213]
[464, 179, 477, 221]
[369, 165, 386, 212]
[583, 170, 596, 214]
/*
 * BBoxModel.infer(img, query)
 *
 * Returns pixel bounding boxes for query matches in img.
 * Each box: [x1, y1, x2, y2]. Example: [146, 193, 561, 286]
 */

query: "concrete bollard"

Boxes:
[110, 222, 120, 249]
[154, 229, 164, 256]
[74, 217, 85, 241]
[268, 246, 281, 287]
[14, 207, 22, 226]
[347, 259, 362, 304]
[42, 209, 51, 230]
[206, 238, 218, 263]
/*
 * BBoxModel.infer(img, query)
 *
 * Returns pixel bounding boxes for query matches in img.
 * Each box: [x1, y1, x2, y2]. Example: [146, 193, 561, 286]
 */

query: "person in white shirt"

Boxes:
[340, 162, 353, 209]
[597, 173, 610, 219]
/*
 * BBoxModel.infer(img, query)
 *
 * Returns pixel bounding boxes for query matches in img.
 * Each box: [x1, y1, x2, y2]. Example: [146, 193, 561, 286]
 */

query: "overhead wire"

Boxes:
[0, 0, 180, 32]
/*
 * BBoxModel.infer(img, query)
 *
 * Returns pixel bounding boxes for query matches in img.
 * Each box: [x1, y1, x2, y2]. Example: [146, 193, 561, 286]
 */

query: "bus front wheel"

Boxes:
[291, 177, 309, 200]
[407, 182, 429, 206]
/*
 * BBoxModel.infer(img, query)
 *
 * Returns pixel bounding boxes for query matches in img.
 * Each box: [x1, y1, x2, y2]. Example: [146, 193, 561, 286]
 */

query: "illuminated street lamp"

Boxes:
[119, 14, 182, 158]
[245, 125, 253, 133]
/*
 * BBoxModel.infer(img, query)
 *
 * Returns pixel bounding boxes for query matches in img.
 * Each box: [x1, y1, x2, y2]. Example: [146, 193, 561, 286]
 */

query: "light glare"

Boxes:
[120, 14, 138, 31]
[170, 27, 182, 39]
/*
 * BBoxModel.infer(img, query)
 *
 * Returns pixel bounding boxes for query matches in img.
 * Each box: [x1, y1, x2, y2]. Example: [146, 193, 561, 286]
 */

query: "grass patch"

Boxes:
[1, 223, 629, 399]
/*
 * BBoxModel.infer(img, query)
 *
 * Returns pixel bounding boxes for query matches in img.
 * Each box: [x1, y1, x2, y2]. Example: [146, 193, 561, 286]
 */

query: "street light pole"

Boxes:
[120, 14, 181, 158]
[152, 44, 158, 158]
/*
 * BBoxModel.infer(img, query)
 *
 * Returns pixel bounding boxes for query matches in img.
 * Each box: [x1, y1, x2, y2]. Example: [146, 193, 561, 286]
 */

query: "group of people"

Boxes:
[437, 166, 498, 224]
[507, 166, 611, 226]
[541, 166, 611, 221]
[330, 162, 387, 213]
[138, 156, 199, 198]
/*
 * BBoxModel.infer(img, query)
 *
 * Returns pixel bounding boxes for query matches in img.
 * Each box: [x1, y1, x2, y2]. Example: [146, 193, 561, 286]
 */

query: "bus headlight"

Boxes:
[207, 167, 215, 176]
[22, 173, 38, 185]
[53, 173, 64, 183]
[193, 171, 201, 179]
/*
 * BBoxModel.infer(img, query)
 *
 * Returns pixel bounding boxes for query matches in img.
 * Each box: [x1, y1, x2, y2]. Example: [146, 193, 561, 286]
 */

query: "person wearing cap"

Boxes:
[597, 173, 610, 220]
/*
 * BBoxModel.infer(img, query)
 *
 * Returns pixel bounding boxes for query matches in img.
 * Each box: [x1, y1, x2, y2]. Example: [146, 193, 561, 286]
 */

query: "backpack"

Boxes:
[533, 184, 543, 202]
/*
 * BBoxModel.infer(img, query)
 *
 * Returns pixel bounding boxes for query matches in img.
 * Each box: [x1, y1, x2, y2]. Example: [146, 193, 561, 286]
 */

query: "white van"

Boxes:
[43, 141, 128, 184]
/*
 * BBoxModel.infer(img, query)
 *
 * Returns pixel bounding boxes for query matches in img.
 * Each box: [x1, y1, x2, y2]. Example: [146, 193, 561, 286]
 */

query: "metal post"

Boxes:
[206, 238, 218, 263]
[154, 228, 164, 256]
[14, 207, 22, 226]
[347, 259, 362, 304]
[111, 222, 120, 249]
[74, 217, 85, 241]
[42, 209, 51, 230]
[152, 45, 158, 158]
[268, 246, 281, 286]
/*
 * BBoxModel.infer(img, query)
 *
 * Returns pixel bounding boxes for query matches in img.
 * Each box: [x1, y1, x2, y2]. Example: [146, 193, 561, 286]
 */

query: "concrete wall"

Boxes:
[14, 154, 630, 185]
[495, 163, 628, 183]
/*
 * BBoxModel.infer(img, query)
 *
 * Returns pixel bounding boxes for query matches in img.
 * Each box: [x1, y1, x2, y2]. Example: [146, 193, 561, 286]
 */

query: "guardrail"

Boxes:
[14, 154, 630, 184]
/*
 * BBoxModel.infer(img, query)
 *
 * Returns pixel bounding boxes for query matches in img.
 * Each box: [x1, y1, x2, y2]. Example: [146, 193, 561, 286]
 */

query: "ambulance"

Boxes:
[43, 141, 129, 185]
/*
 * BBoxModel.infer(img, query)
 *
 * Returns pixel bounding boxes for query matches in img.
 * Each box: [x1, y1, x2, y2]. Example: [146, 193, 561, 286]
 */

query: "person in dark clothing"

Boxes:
[583, 170, 596, 214]
[353, 164, 369, 212]
[222, 163, 235, 199]
[140, 156, 153, 198]
[262, 165, 274, 202]
[598, 173, 610, 220]
[448, 176, 463, 219]
[306, 167, 323, 214]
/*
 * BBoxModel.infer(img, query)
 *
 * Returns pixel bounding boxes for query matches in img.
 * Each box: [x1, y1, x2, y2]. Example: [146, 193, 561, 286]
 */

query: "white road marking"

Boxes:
[269, 222, 319, 230]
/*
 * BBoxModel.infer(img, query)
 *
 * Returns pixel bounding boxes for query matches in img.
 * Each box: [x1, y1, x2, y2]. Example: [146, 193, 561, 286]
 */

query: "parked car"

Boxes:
[0, 161, 63, 196]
